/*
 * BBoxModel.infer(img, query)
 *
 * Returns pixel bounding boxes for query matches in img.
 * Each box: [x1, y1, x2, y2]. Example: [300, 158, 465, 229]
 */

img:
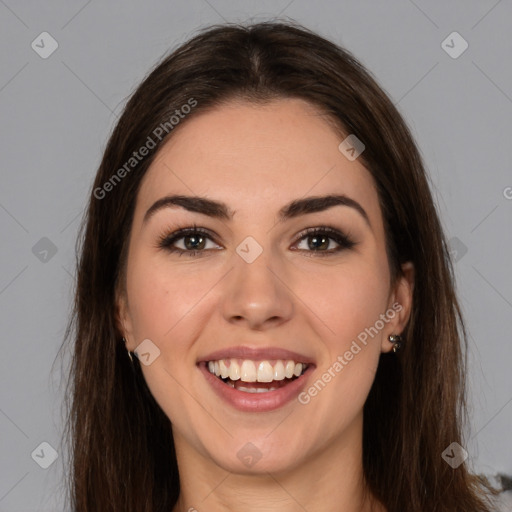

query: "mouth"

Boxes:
[205, 358, 309, 393]
[197, 351, 315, 412]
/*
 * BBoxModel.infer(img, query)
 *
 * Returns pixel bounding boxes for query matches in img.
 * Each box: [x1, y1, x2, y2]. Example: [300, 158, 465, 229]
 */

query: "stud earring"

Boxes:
[388, 334, 403, 353]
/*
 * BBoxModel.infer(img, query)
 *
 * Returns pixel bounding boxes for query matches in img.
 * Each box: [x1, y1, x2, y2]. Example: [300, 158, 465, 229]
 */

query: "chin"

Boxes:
[200, 432, 307, 475]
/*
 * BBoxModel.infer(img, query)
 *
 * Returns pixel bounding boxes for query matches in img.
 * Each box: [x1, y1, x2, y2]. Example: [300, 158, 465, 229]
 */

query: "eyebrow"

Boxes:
[143, 194, 371, 228]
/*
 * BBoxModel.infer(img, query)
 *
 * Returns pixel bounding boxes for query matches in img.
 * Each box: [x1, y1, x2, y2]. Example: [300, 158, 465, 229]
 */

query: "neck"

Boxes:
[171, 413, 386, 512]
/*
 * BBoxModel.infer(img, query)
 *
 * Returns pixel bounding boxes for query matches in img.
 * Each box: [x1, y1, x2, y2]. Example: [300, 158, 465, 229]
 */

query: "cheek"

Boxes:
[126, 252, 196, 337]
[126, 264, 173, 339]
[298, 266, 389, 422]
[315, 262, 389, 402]
[301, 261, 390, 347]
[124, 254, 207, 422]
[125, 252, 222, 370]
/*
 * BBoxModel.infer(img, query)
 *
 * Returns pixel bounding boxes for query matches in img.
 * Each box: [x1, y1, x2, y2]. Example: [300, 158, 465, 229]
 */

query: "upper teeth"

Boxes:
[207, 359, 307, 383]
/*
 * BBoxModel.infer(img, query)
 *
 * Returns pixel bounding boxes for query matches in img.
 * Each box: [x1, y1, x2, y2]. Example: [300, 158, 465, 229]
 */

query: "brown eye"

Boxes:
[293, 226, 356, 256]
[158, 226, 222, 257]
[182, 233, 207, 251]
[157, 225, 356, 258]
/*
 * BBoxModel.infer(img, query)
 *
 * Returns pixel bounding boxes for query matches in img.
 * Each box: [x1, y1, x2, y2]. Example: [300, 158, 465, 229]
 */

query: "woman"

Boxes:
[60, 21, 499, 511]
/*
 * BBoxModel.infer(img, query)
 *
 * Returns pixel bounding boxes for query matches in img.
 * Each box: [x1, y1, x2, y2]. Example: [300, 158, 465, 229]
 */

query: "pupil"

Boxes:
[309, 235, 328, 250]
[185, 235, 205, 250]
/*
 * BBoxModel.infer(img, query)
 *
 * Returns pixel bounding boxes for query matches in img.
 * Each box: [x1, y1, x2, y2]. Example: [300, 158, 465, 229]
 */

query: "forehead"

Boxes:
[136, 98, 380, 223]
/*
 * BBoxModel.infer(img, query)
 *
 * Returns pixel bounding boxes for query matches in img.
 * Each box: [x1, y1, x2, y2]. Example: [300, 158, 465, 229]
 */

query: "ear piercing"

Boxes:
[123, 337, 135, 363]
[388, 334, 403, 353]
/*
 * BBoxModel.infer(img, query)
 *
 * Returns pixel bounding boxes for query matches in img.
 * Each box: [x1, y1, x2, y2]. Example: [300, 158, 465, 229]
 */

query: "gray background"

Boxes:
[1, 1, 511, 510]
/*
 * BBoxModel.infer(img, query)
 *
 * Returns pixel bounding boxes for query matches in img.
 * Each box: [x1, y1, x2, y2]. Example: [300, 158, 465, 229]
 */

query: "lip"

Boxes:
[198, 345, 316, 365]
[198, 361, 315, 412]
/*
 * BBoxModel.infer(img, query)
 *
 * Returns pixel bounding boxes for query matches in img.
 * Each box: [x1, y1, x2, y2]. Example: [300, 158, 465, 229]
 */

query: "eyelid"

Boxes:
[156, 223, 357, 256]
[290, 225, 356, 253]
[156, 224, 220, 250]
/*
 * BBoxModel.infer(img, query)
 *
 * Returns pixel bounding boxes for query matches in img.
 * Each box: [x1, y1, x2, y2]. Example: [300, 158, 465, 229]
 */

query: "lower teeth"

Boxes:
[236, 386, 278, 393]
[220, 376, 297, 393]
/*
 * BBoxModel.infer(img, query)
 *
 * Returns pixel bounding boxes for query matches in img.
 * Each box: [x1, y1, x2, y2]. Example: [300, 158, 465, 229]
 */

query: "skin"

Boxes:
[116, 98, 414, 512]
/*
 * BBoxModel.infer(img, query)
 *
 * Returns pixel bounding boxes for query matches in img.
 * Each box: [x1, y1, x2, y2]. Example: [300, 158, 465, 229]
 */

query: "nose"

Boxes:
[221, 246, 294, 331]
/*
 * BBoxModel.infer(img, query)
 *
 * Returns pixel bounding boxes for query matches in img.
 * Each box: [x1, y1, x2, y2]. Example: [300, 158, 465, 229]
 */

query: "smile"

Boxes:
[207, 358, 309, 392]
[199, 359, 314, 412]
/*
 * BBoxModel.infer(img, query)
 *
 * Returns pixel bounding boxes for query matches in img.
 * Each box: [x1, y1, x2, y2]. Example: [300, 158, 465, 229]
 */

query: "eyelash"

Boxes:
[156, 223, 356, 258]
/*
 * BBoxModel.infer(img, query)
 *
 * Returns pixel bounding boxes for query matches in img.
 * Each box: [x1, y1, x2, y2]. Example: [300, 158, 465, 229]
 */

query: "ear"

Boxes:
[114, 285, 135, 351]
[381, 261, 414, 353]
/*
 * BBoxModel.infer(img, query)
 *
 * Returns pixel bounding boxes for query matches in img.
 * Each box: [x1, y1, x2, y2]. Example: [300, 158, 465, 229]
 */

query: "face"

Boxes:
[116, 98, 413, 475]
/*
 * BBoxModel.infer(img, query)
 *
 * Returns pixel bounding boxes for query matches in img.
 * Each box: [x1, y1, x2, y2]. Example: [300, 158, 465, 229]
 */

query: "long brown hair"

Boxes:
[57, 21, 499, 511]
